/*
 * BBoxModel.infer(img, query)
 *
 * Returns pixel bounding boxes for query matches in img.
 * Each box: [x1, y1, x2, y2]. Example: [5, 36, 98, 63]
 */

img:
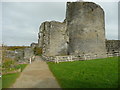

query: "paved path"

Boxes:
[11, 56, 60, 88]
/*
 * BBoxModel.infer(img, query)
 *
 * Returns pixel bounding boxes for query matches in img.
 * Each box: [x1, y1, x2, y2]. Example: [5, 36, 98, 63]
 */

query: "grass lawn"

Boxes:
[2, 64, 27, 88]
[48, 57, 118, 88]
[15, 64, 28, 72]
[0, 78, 2, 89]
[2, 73, 20, 88]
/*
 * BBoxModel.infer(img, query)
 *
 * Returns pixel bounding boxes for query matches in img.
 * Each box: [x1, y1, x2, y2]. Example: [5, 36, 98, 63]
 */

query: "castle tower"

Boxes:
[38, 21, 68, 56]
[66, 2, 107, 58]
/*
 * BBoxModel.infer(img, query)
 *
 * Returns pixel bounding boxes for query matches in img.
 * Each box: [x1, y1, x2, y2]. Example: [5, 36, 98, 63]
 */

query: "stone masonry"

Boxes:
[38, 21, 68, 56]
[106, 40, 120, 56]
[38, 2, 119, 61]
[66, 2, 107, 58]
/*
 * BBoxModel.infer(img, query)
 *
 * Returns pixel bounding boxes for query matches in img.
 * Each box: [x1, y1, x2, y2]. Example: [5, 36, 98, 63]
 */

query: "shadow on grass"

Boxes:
[57, 78, 118, 88]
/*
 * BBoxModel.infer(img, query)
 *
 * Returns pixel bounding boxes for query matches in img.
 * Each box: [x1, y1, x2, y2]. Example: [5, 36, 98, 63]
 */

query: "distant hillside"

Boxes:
[3, 46, 30, 51]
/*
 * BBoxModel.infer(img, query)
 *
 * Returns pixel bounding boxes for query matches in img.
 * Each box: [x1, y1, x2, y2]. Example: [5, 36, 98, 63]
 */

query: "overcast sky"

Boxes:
[1, 0, 119, 46]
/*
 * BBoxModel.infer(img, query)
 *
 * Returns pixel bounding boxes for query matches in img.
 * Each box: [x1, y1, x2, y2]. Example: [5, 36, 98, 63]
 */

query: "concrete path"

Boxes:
[11, 56, 60, 88]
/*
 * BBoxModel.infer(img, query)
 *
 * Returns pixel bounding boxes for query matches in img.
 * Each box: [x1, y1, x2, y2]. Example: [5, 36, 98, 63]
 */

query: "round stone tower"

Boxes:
[66, 2, 107, 58]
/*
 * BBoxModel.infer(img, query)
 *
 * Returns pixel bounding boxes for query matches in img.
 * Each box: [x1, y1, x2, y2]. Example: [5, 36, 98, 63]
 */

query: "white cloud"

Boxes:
[97, 2, 118, 40]
[2, 1, 118, 46]
[1, 0, 120, 2]
[2, 2, 66, 46]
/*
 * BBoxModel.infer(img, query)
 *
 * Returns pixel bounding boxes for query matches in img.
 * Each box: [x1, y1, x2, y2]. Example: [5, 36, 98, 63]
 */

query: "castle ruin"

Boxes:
[38, 21, 68, 56]
[4, 2, 119, 64]
[37, 2, 119, 62]
[66, 2, 106, 58]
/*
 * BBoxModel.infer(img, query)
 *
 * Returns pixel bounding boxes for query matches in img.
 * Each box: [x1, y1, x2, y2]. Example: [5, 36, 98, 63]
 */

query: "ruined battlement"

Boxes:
[66, 2, 106, 58]
[38, 21, 68, 56]
[106, 40, 120, 53]
[37, 2, 119, 61]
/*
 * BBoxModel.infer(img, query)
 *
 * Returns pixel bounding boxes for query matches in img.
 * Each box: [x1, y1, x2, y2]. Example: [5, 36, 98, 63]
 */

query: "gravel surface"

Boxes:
[11, 56, 60, 88]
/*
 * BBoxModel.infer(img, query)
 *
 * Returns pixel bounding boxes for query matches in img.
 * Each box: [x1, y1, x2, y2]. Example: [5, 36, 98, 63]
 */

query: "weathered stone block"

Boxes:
[24, 48, 34, 60]
[38, 21, 68, 56]
[66, 2, 107, 58]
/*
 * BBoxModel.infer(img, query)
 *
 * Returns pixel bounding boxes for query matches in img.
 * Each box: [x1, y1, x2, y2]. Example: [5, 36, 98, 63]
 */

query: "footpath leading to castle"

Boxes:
[11, 56, 60, 88]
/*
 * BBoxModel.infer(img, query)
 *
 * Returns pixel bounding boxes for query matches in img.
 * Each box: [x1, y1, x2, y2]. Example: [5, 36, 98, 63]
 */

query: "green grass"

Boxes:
[2, 73, 20, 88]
[15, 64, 28, 71]
[48, 57, 118, 88]
[2, 64, 27, 88]
[0, 78, 2, 89]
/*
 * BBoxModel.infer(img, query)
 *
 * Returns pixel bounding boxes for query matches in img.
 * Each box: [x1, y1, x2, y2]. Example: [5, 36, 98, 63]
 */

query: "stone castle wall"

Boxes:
[66, 2, 107, 58]
[106, 40, 120, 55]
[38, 21, 68, 56]
[38, 2, 119, 62]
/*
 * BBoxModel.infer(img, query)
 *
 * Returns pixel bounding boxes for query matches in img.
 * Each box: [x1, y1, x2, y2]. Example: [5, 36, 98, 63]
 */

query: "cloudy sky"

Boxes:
[1, 0, 119, 46]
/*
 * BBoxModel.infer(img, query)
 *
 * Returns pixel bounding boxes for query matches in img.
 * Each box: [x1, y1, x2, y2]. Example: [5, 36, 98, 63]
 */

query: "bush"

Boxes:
[2, 58, 17, 72]
[33, 47, 42, 56]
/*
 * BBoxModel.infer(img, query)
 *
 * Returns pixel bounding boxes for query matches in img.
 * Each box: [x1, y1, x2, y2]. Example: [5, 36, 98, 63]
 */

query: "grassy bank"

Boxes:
[15, 64, 28, 72]
[2, 64, 27, 88]
[2, 73, 20, 88]
[48, 57, 118, 88]
[0, 78, 2, 89]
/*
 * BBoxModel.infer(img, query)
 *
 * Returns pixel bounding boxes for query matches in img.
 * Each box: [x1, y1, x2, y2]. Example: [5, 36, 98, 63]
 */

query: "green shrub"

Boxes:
[2, 58, 17, 73]
[33, 47, 42, 56]
[2, 58, 16, 69]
